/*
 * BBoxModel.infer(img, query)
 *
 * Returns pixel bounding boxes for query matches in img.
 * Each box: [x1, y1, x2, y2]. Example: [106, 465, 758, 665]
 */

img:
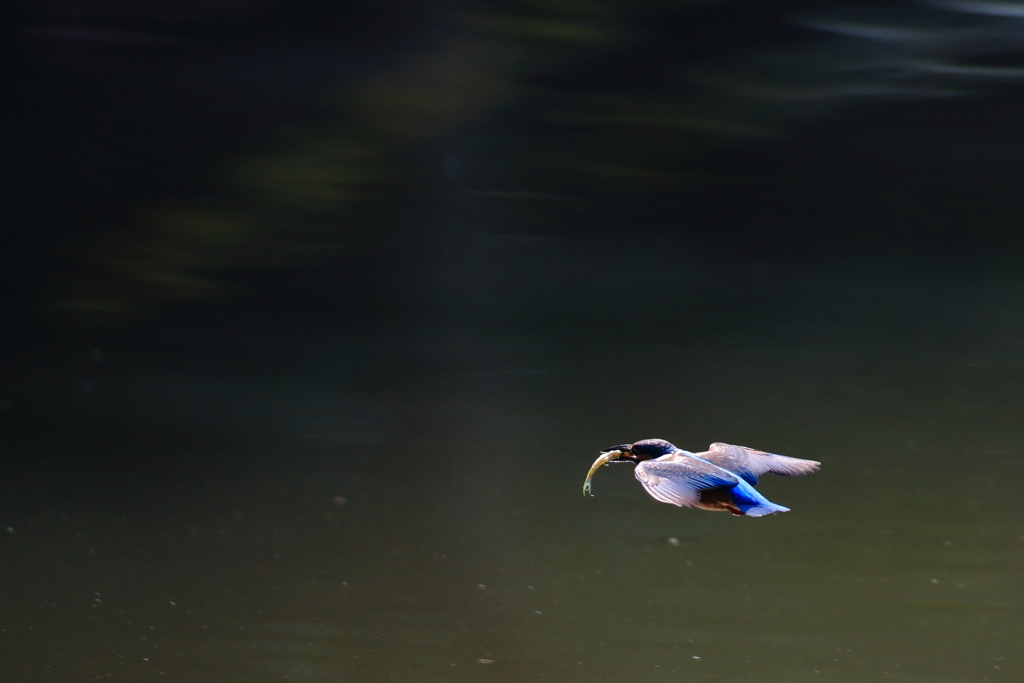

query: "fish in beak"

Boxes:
[582, 447, 631, 496]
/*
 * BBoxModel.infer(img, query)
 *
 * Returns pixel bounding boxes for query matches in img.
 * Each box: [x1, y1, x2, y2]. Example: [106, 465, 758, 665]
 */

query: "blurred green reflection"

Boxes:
[53, 0, 750, 321]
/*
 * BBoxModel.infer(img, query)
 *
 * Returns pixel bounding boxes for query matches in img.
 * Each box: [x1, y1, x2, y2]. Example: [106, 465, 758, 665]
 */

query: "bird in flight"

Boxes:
[583, 439, 819, 517]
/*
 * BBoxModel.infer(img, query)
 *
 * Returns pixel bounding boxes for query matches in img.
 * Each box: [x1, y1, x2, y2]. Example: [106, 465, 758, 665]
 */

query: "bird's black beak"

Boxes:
[601, 444, 633, 461]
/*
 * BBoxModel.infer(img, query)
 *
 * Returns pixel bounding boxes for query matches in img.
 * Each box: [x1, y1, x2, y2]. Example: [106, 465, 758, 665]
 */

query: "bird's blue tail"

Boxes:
[731, 480, 790, 517]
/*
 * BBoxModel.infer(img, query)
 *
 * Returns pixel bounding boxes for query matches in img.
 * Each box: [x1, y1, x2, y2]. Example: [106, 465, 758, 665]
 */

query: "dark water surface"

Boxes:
[8, 0, 1024, 679]
[2, 261, 1022, 683]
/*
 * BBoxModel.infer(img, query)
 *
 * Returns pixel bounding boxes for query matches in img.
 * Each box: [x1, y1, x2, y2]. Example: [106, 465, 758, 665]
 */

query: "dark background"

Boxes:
[5, 0, 1024, 337]
[2, 2, 1024, 681]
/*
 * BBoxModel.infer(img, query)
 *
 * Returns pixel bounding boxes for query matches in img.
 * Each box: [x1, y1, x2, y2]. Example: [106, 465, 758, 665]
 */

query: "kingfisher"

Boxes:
[582, 439, 819, 516]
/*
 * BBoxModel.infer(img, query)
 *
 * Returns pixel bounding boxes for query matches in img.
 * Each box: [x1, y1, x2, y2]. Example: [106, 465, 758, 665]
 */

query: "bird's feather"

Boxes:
[697, 442, 820, 485]
[634, 456, 738, 508]
[728, 478, 791, 516]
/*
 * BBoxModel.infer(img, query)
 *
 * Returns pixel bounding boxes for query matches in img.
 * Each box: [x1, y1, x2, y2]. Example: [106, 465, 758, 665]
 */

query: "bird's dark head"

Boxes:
[601, 438, 679, 462]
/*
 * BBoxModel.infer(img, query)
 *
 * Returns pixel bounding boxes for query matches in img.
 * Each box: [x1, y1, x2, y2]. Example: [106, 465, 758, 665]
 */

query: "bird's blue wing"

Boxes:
[697, 443, 820, 485]
[634, 456, 738, 508]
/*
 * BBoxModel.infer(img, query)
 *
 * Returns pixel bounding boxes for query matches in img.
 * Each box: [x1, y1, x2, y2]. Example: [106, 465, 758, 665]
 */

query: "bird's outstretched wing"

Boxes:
[697, 443, 820, 485]
[634, 455, 738, 507]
